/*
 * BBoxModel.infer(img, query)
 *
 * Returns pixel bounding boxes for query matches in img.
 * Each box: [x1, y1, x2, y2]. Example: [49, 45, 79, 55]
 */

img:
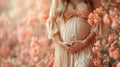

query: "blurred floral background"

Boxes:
[0, 0, 55, 67]
[0, 0, 120, 67]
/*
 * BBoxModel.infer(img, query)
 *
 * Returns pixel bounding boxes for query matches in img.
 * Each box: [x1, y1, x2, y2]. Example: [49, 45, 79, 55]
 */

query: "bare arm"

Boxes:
[68, 31, 96, 53]
[68, 25, 98, 54]
[84, 30, 96, 46]
[80, 24, 98, 48]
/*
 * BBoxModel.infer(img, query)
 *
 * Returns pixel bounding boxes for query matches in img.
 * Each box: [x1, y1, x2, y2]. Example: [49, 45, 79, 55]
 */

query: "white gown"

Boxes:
[46, 1, 94, 67]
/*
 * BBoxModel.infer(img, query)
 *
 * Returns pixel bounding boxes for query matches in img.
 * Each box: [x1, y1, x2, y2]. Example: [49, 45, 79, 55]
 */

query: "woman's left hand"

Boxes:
[67, 40, 87, 54]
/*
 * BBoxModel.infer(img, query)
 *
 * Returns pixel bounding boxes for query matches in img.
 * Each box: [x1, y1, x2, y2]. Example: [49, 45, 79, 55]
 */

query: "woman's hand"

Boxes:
[63, 24, 99, 54]
[60, 41, 79, 53]
[60, 42, 71, 51]
[92, 24, 99, 35]
[67, 40, 87, 54]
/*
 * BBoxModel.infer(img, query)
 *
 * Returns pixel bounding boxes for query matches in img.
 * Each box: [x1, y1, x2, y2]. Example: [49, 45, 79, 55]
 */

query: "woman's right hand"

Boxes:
[61, 42, 70, 50]
[60, 42, 71, 51]
[92, 24, 99, 35]
[60, 41, 82, 53]
[67, 40, 87, 54]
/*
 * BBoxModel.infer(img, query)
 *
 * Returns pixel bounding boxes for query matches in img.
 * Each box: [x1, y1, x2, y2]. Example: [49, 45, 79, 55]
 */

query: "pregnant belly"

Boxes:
[61, 17, 91, 42]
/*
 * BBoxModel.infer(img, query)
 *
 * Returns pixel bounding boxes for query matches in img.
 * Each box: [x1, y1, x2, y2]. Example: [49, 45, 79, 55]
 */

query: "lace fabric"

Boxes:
[64, 2, 91, 19]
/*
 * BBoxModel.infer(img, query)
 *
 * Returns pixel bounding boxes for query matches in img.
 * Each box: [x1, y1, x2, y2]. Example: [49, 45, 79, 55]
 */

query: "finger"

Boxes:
[94, 24, 99, 31]
[75, 50, 78, 53]
[67, 42, 76, 47]
[70, 44, 77, 48]
[71, 41, 76, 44]
[67, 43, 72, 46]
[72, 46, 80, 53]
[69, 50, 75, 54]
[63, 45, 69, 50]
[68, 42, 77, 47]
[68, 48, 76, 54]
[68, 44, 73, 47]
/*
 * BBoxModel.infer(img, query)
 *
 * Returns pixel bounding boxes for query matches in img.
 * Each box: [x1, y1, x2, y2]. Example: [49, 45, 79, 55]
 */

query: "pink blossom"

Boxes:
[109, 47, 120, 59]
[103, 14, 110, 24]
[1, 61, 13, 67]
[108, 35, 114, 42]
[94, 7, 104, 14]
[111, 20, 119, 30]
[116, 62, 120, 67]
[0, 45, 11, 57]
[25, 0, 34, 9]
[116, 0, 120, 3]
[94, 40, 101, 47]
[87, 19, 94, 26]
[93, 14, 102, 24]
[31, 37, 41, 46]
[111, 21, 119, 29]
[109, 10, 116, 21]
[93, 58, 101, 67]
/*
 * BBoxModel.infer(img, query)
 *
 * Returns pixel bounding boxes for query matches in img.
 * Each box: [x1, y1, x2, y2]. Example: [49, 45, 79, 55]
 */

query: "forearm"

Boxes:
[54, 33, 70, 50]
[85, 31, 96, 45]
[78, 31, 96, 50]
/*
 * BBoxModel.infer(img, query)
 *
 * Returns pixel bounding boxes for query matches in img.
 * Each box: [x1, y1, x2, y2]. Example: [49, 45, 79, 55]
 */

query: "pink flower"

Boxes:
[101, 0, 109, 9]
[30, 44, 40, 57]
[111, 40, 118, 47]
[116, 0, 120, 3]
[25, 0, 34, 9]
[48, 59, 54, 67]
[109, 41, 120, 59]
[111, 21, 119, 29]
[1, 61, 13, 67]
[102, 39, 107, 46]
[92, 47, 101, 53]
[108, 35, 114, 42]
[87, 19, 94, 26]
[111, 20, 119, 30]
[93, 14, 102, 24]
[38, 0, 51, 23]
[38, 60, 46, 67]
[94, 7, 104, 14]
[31, 37, 41, 46]
[112, 48, 120, 59]
[94, 40, 101, 47]
[93, 58, 101, 66]
[88, 13, 95, 26]
[116, 62, 120, 67]
[103, 14, 110, 24]
[109, 10, 116, 21]
[0, 45, 11, 57]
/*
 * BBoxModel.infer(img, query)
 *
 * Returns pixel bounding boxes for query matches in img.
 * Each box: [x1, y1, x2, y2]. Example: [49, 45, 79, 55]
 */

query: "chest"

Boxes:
[63, 2, 91, 19]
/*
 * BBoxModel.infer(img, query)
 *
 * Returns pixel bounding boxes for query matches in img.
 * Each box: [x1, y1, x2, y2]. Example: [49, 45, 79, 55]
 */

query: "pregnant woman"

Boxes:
[46, 0, 97, 67]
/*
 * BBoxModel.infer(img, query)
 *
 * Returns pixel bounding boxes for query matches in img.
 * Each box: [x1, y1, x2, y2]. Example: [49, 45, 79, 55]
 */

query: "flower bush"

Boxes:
[88, 0, 120, 67]
[0, 0, 54, 67]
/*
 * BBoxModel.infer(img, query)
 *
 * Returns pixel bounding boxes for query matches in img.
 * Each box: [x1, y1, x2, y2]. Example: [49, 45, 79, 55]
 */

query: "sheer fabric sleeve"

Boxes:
[46, 0, 63, 39]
